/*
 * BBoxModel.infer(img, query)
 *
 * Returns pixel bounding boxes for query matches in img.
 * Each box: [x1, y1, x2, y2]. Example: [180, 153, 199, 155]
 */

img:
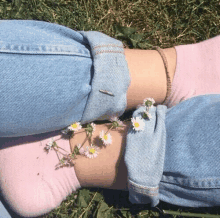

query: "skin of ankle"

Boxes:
[69, 122, 130, 190]
[125, 47, 177, 110]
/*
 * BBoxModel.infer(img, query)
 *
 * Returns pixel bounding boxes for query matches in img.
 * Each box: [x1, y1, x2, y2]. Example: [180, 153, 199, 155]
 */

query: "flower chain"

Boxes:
[44, 98, 155, 167]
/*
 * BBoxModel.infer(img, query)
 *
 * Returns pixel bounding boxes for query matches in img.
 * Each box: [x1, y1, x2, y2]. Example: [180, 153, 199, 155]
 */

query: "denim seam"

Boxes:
[79, 31, 130, 125]
[129, 180, 159, 196]
[95, 50, 125, 55]
[93, 44, 124, 49]
[162, 176, 220, 183]
[129, 187, 158, 197]
[161, 176, 220, 188]
[0, 42, 91, 56]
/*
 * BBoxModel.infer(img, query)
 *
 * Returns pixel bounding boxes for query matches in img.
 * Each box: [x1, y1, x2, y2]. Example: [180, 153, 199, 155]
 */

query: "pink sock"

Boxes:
[0, 133, 81, 217]
[165, 35, 220, 108]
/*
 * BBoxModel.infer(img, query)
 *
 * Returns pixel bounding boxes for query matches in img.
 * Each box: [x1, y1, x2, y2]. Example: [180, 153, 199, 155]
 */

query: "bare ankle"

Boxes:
[70, 122, 129, 190]
[125, 47, 177, 110]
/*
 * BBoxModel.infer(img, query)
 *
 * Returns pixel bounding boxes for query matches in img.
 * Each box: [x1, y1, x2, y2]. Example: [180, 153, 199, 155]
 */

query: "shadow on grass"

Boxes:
[89, 187, 220, 218]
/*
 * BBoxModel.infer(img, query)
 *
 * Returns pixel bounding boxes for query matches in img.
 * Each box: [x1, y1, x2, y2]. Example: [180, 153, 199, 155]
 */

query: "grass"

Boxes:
[0, 0, 220, 217]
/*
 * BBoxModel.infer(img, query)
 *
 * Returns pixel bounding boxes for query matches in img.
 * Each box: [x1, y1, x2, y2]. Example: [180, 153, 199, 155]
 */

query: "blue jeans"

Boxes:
[0, 20, 130, 216]
[125, 94, 220, 207]
[0, 20, 130, 137]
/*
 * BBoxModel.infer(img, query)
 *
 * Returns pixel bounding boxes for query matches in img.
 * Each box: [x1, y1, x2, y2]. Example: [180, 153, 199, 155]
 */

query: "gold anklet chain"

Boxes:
[154, 46, 172, 105]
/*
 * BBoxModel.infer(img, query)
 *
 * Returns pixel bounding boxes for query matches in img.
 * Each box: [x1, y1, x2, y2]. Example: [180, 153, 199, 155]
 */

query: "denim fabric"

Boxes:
[125, 94, 220, 207]
[0, 201, 11, 218]
[124, 105, 167, 207]
[0, 20, 130, 137]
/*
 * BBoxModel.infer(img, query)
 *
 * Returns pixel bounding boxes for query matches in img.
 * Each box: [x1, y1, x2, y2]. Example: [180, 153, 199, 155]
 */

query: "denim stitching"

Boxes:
[129, 181, 159, 196]
[163, 176, 220, 183]
[130, 184, 159, 191]
[0, 42, 91, 57]
[129, 186, 158, 196]
[93, 44, 124, 49]
[129, 180, 159, 190]
[161, 176, 220, 188]
[95, 50, 124, 55]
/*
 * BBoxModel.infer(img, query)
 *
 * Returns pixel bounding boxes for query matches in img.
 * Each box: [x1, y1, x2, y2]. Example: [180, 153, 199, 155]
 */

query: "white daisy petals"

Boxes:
[131, 117, 145, 131]
[143, 97, 155, 108]
[90, 122, 96, 132]
[85, 145, 99, 159]
[68, 122, 82, 132]
[45, 137, 55, 151]
[109, 116, 125, 128]
[99, 130, 112, 145]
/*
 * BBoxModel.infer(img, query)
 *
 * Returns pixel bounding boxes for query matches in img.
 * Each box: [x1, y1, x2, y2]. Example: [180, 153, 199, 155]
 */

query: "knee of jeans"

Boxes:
[5, 180, 62, 217]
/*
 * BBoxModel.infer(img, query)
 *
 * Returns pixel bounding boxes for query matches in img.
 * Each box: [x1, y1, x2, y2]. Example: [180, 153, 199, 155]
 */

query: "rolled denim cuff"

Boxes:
[124, 105, 167, 207]
[128, 180, 160, 207]
[79, 31, 131, 124]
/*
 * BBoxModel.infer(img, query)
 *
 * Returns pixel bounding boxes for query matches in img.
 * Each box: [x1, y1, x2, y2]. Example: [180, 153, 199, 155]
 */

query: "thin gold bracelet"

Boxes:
[154, 46, 172, 105]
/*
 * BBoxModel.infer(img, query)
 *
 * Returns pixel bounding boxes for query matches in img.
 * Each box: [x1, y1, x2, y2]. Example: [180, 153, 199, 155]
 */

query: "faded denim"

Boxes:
[125, 94, 220, 207]
[0, 20, 130, 137]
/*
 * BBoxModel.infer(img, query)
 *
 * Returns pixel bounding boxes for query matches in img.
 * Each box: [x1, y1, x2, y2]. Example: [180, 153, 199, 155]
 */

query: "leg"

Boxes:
[126, 35, 220, 110]
[0, 133, 80, 217]
[166, 35, 220, 107]
[0, 124, 129, 216]
[125, 47, 177, 110]
[70, 123, 130, 191]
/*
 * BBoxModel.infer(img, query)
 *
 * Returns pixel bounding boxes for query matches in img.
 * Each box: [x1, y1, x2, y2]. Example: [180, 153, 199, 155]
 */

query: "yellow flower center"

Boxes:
[134, 122, 140, 128]
[89, 148, 96, 154]
[71, 123, 78, 129]
[104, 135, 108, 140]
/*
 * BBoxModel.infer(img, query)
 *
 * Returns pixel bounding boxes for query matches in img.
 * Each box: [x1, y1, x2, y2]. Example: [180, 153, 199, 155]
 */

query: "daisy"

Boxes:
[84, 145, 99, 159]
[109, 116, 124, 128]
[143, 98, 155, 108]
[86, 122, 96, 136]
[131, 117, 145, 131]
[56, 157, 71, 168]
[109, 115, 120, 122]
[99, 130, 112, 145]
[68, 122, 82, 132]
[142, 110, 152, 120]
[45, 137, 56, 151]
[91, 122, 96, 131]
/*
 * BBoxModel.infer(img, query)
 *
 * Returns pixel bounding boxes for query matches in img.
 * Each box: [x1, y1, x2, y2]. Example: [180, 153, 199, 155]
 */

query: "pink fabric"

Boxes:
[165, 35, 220, 108]
[0, 133, 81, 217]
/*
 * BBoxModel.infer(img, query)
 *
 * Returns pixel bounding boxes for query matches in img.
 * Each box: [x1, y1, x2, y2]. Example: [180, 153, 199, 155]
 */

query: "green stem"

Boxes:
[55, 145, 69, 153]
[163, 210, 220, 218]
[79, 192, 97, 218]
[53, 147, 66, 157]
[53, 137, 70, 153]
[53, 148, 62, 162]
[105, 126, 113, 134]
[81, 134, 90, 147]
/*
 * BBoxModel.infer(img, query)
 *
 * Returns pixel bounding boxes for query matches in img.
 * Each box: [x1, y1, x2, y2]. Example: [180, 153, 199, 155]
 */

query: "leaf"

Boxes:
[131, 33, 144, 41]
[78, 195, 88, 208]
[13, 0, 22, 8]
[121, 209, 132, 218]
[114, 25, 137, 37]
[77, 189, 91, 208]
[93, 191, 104, 202]
[129, 33, 144, 47]
[97, 201, 113, 218]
